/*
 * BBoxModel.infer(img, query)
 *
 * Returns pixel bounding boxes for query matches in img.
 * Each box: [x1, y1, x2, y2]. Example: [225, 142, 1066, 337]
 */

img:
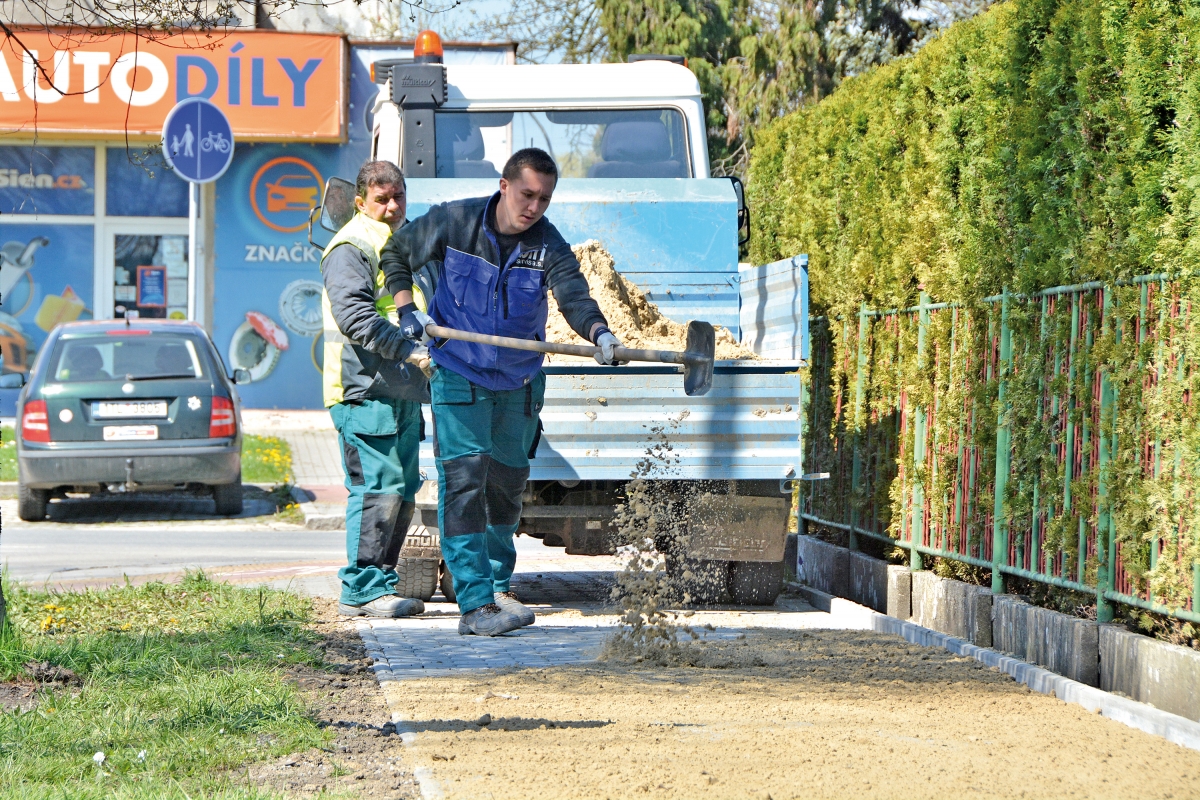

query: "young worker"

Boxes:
[321, 160, 432, 618]
[380, 148, 623, 636]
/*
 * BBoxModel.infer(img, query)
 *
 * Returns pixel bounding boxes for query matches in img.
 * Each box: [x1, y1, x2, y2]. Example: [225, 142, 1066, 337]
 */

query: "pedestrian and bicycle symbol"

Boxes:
[162, 98, 235, 183]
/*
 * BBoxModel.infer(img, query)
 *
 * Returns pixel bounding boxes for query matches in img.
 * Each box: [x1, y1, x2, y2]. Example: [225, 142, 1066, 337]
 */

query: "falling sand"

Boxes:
[546, 240, 756, 361]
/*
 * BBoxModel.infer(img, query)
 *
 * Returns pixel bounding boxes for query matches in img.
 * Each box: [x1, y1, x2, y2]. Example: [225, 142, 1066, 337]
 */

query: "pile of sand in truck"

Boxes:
[544, 240, 756, 361]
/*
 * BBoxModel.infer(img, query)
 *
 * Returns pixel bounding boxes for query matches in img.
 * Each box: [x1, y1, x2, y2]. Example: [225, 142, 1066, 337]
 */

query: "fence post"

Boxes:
[910, 292, 931, 572]
[1194, 561, 1200, 613]
[991, 288, 1012, 595]
[850, 303, 869, 551]
[1095, 287, 1115, 624]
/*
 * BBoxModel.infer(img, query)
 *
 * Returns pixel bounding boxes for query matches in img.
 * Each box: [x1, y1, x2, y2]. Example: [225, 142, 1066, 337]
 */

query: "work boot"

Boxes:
[494, 591, 536, 627]
[458, 603, 523, 636]
[338, 595, 425, 618]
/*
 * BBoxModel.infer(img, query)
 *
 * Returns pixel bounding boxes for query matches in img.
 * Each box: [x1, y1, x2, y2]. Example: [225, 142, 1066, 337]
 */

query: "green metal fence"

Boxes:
[801, 274, 1200, 625]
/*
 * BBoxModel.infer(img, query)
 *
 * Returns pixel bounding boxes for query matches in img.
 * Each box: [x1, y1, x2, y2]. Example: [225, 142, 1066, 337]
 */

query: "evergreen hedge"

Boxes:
[749, 0, 1200, 627]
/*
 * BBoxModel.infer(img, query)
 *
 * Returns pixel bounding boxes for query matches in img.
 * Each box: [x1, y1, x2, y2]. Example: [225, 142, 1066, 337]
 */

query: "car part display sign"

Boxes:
[0, 29, 345, 140]
[212, 142, 356, 409]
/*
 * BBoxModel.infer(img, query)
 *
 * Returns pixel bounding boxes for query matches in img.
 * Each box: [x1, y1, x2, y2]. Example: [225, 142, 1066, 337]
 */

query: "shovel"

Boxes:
[423, 320, 716, 396]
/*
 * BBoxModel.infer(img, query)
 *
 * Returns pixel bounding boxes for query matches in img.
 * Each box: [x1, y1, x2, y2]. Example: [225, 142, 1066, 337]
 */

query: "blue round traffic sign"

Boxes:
[162, 98, 234, 183]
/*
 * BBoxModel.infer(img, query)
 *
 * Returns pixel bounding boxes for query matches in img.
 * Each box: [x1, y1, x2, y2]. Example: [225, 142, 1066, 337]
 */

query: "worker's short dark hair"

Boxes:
[356, 160, 404, 198]
[502, 148, 558, 183]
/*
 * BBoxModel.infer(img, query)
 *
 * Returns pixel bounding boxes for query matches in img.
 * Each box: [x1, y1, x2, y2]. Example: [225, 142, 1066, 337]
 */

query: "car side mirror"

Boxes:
[0, 372, 26, 388]
[725, 175, 750, 247]
[232, 368, 252, 385]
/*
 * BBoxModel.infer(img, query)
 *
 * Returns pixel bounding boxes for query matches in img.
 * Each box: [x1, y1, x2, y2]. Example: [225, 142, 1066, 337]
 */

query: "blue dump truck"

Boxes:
[312, 44, 808, 605]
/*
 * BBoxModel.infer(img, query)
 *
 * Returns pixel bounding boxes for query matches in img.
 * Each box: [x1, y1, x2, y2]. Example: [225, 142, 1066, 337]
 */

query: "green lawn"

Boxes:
[240, 435, 295, 485]
[0, 425, 15, 482]
[0, 429, 294, 486]
[0, 573, 330, 798]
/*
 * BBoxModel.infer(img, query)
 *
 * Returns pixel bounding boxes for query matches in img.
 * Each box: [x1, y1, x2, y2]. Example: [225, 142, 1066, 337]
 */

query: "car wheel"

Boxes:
[17, 482, 48, 522]
[213, 480, 244, 516]
[394, 557, 439, 602]
[439, 561, 457, 604]
[727, 560, 785, 606]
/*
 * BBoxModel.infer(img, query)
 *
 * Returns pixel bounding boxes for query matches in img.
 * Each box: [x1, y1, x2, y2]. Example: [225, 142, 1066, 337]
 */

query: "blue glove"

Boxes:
[593, 328, 623, 365]
[397, 303, 433, 344]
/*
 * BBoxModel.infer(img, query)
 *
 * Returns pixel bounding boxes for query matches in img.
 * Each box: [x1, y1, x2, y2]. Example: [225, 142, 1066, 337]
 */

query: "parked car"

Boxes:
[8, 319, 249, 521]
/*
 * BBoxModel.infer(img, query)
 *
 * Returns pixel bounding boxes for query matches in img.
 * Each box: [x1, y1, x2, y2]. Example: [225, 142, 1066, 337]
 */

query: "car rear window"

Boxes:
[50, 335, 206, 382]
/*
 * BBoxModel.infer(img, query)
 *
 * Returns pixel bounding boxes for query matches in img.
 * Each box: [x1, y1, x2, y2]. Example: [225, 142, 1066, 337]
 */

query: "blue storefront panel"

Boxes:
[0, 146, 95, 216]
[0, 223, 94, 414]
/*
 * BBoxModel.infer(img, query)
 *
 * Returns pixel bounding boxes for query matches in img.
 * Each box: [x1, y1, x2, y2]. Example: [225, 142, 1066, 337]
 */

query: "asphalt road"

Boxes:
[1, 496, 345, 593]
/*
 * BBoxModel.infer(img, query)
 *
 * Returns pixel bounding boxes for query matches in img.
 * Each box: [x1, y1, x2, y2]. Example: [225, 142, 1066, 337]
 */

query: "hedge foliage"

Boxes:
[748, 0, 1200, 310]
[750, 0, 1200, 622]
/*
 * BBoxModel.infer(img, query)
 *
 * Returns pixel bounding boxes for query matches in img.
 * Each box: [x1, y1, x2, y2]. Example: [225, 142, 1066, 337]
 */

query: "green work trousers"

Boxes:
[431, 367, 544, 614]
[330, 397, 422, 606]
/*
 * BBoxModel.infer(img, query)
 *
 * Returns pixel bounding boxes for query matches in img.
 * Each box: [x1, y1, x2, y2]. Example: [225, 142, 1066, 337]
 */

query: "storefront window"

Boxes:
[106, 149, 188, 217]
[0, 146, 95, 215]
[113, 234, 189, 320]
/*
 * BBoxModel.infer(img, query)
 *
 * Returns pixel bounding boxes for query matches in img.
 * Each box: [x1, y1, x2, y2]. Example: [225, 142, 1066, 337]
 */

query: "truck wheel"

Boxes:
[394, 557, 439, 601]
[666, 554, 729, 605]
[213, 480, 244, 516]
[17, 482, 48, 521]
[728, 560, 784, 606]
[439, 561, 457, 603]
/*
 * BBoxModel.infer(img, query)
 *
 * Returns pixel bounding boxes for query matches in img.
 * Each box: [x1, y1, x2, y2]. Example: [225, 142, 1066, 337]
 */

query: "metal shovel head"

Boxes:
[683, 320, 716, 396]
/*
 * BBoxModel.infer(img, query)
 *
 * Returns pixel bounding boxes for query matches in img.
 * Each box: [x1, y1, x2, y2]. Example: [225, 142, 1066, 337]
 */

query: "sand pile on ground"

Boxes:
[382, 628, 1200, 799]
[545, 240, 756, 360]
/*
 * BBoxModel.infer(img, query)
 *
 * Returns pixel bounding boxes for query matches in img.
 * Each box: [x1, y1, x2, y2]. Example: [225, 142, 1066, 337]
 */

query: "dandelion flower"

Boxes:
[93, 752, 105, 764]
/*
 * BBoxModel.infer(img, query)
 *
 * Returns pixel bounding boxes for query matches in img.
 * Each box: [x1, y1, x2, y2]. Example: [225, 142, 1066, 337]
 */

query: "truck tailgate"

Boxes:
[418, 361, 801, 482]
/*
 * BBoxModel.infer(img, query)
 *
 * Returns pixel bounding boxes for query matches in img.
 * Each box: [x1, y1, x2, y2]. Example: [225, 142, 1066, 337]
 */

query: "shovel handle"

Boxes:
[424, 324, 689, 366]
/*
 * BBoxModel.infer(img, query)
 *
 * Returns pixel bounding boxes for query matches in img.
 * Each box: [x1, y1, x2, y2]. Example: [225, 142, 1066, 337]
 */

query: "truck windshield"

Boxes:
[434, 109, 690, 179]
[49, 335, 206, 382]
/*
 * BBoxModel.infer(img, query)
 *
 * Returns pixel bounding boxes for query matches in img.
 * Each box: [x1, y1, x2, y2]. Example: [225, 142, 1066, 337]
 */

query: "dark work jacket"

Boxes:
[322, 242, 438, 405]
[379, 192, 607, 391]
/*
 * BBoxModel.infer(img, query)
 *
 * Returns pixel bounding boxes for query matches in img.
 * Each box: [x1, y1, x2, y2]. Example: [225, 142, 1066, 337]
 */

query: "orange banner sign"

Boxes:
[0, 29, 346, 141]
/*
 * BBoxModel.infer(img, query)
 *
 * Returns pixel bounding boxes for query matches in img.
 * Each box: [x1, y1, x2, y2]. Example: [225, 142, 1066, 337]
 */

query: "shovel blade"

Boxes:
[682, 320, 716, 396]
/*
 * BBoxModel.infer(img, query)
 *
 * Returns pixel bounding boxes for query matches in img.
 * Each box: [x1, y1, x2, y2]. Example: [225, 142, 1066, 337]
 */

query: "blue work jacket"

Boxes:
[380, 192, 607, 391]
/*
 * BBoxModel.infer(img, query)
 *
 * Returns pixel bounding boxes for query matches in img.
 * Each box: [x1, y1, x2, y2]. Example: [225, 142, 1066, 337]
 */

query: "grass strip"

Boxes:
[240, 435, 294, 485]
[1, 425, 14, 482]
[0, 572, 331, 798]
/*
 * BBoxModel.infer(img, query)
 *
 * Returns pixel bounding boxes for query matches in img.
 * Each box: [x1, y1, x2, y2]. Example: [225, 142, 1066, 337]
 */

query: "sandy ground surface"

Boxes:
[382, 626, 1200, 800]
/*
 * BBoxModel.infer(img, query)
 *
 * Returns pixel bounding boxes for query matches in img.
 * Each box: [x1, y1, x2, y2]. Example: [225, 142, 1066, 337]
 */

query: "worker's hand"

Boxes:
[593, 328, 623, 366]
[397, 303, 433, 344]
[405, 345, 433, 378]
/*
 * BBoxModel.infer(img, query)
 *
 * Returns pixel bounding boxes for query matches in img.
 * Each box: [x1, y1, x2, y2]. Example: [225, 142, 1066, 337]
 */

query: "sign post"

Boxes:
[162, 97, 235, 327]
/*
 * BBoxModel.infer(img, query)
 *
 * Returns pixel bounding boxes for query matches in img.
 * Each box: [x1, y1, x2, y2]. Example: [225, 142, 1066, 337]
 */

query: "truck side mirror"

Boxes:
[0, 372, 25, 388]
[725, 176, 750, 247]
[308, 176, 357, 250]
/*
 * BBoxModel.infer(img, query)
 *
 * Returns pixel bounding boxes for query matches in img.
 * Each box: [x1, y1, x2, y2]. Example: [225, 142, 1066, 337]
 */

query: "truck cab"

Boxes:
[371, 59, 711, 181]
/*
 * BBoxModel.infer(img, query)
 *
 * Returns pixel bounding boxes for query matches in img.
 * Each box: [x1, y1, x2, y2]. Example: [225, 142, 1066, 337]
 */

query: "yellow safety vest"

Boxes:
[319, 212, 426, 407]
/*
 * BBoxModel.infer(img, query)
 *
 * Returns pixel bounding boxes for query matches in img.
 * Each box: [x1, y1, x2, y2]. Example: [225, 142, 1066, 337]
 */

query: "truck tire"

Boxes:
[213, 480, 244, 516]
[728, 560, 784, 606]
[439, 561, 457, 603]
[666, 554, 729, 606]
[17, 482, 48, 521]
[394, 557, 439, 601]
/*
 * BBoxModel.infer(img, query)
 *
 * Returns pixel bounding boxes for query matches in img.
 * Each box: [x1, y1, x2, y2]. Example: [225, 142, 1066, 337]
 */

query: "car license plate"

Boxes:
[93, 400, 168, 418]
[103, 425, 159, 441]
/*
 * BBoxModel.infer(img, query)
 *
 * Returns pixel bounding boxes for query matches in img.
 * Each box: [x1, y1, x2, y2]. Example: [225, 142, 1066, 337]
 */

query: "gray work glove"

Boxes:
[397, 303, 434, 344]
[593, 329, 623, 366]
